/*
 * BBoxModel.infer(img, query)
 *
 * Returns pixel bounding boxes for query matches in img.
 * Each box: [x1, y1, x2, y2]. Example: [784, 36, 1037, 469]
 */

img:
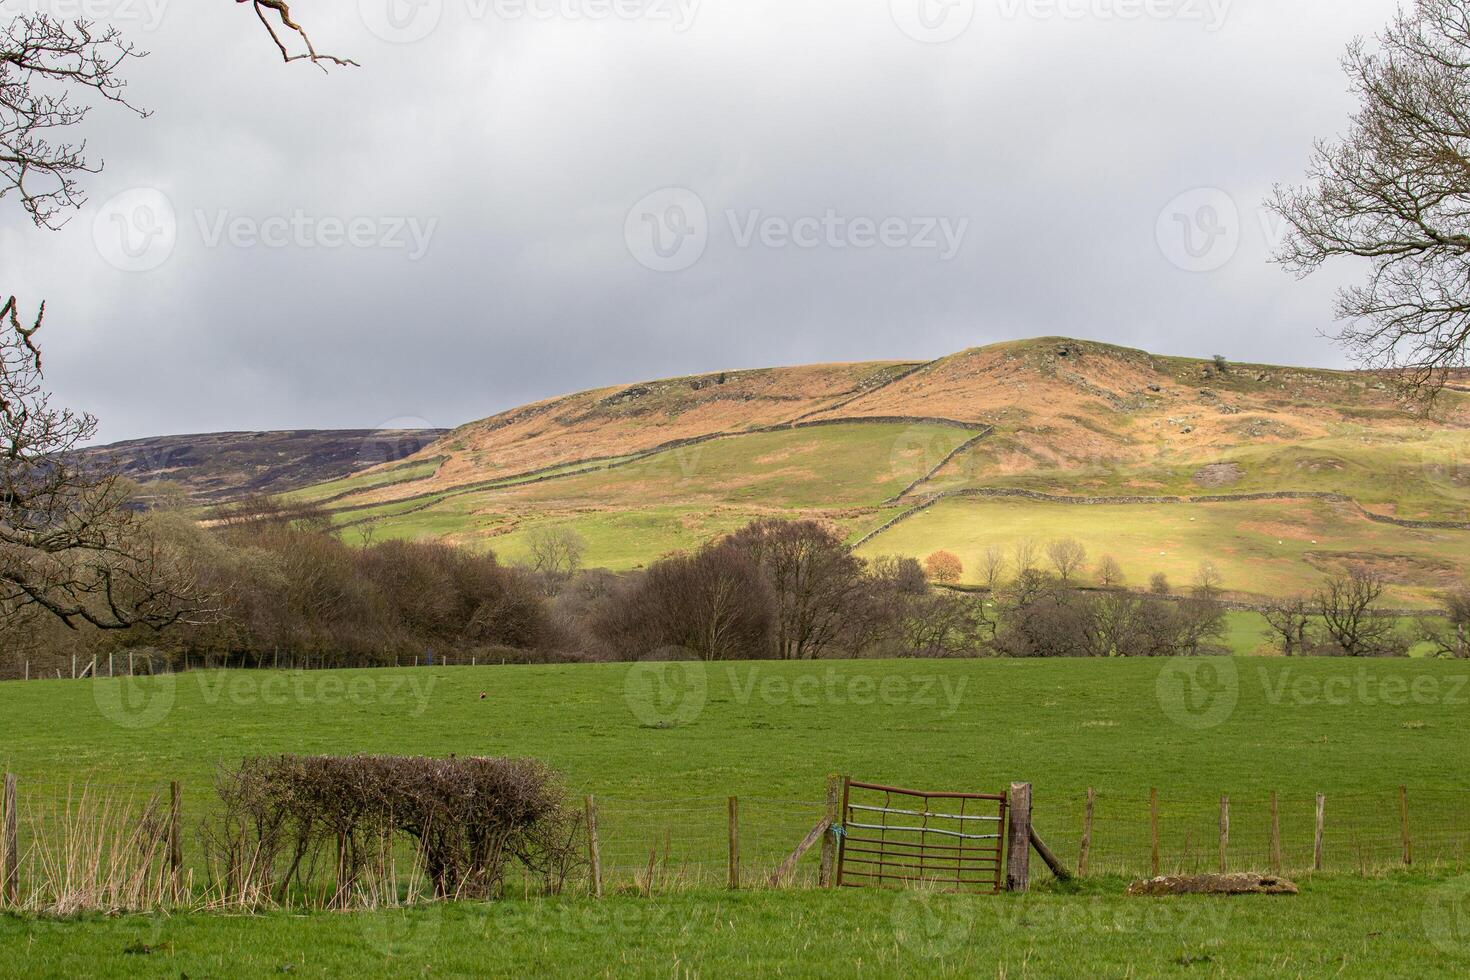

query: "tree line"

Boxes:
[12, 500, 1465, 679]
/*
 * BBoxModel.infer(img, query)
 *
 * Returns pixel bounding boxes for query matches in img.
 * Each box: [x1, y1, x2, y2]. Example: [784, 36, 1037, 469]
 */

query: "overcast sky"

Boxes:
[4, 0, 1400, 443]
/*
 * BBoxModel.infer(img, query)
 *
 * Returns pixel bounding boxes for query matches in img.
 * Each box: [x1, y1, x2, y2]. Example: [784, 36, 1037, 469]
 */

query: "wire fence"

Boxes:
[3, 776, 1469, 914]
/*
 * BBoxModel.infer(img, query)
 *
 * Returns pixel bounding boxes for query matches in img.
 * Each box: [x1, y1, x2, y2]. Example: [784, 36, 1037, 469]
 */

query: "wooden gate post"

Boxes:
[1150, 788, 1160, 877]
[727, 797, 740, 890]
[1399, 786, 1412, 866]
[1314, 794, 1325, 872]
[1269, 792, 1282, 874]
[1218, 795, 1229, 873]
[1005, 782, 1032, 892]
[585, 795, 603, 899]
[819, 775, 842, 888]
[1077, 787, 1094, 877]
[168, 781, 183, 897]
[3, 774, 17, 906]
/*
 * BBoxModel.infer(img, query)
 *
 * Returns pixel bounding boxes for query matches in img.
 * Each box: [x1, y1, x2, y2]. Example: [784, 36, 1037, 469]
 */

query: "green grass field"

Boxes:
[932, 428, 1470, 523]
[860, 497, 1470, 607]
[7, 873, 1470, 977]
[4, 657, 1470, 976]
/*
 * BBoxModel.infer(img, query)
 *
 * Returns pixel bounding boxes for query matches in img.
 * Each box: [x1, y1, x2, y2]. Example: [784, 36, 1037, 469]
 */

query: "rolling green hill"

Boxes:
[279, 338, 1470, 606]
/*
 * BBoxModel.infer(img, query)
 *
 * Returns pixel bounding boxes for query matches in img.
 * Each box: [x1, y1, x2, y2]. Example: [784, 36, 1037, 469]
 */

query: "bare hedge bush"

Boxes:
[204, 755, 580, 907]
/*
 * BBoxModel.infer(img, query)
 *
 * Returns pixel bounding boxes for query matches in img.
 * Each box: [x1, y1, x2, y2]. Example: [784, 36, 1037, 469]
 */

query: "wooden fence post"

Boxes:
[1314, 793, 1325, 872]
[3, 774, 17, 906]
[819, 775, 841, 888]
[1399, 786, 1412, 866]
[585, 795, 602, 899]
[727, 797, 740, 890]
[1005, 782, 1032, 892]
[168, 780, 183, 896]
[1269, 791, 1281, 874]
[1077, 787, 1094, 877]
[1150, 788, 1160, 877]
[1218, 795, 1229, 873]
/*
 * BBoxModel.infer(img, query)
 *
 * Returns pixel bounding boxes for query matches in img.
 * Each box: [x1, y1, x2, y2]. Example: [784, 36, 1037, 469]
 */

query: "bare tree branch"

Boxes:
[0, 14, 148, 229]
[242, 0, 359, 70]
[1270, 0, 1470, 395]
[0, 295, 197, 631]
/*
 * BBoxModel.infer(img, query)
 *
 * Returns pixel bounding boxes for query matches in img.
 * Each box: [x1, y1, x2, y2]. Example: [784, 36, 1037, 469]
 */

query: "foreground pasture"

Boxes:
[3, 657, 1469, 975]
[4, 873, 1470, 977]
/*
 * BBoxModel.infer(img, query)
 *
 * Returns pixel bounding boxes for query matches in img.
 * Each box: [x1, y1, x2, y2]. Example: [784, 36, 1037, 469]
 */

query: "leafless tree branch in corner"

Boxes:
[0, 296, 197, 631]
[2, 6, 354, 231]
[1270, 0, 1470, 396]
[242, 0, 359, 70]
[0, 14, 148, 230]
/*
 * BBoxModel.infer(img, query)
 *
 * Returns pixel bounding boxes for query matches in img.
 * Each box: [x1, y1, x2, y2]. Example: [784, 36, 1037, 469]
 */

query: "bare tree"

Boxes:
[1193, 560, 1224, 599]
[525, 527, 587, 586]
[1149, 572, 1172, 596]
[725, 519, 866, 661]
[1420, 582, 1470, 657]
[1315, 566, 1402, 656]
[1262, 596, 1312, 657]
[1095, 554, 1125, 589]
[979, 545, 1007, 592]
[2, 7, 352, 231]
[1046, 538, 1088, 585]
[1012, 538, 1039, 578]
[354, 519, 381, 548]
[1270, 0, 1470, 391]
[0, 297, 193, 629]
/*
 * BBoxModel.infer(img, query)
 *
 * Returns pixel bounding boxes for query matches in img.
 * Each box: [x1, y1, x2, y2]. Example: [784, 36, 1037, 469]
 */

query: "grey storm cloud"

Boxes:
[2, 0, 1401, 443]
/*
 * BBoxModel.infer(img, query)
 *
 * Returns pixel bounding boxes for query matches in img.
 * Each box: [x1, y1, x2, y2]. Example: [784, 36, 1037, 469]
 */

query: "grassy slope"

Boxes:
[281, 339, 1470, 602]
[861, 497, 1470, 608]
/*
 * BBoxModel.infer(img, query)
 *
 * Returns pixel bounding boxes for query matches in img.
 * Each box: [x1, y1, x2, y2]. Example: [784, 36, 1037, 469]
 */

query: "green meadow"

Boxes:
[4, 657, 1470, 976]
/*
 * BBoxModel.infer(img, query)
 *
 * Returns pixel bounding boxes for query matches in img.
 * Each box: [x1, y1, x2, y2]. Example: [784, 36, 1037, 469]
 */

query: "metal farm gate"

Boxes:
[835, 778, 1008, 893]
